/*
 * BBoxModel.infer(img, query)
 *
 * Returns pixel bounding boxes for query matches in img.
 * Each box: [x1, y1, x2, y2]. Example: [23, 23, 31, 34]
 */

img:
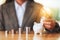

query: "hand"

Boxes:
[43, 19, 56, 30]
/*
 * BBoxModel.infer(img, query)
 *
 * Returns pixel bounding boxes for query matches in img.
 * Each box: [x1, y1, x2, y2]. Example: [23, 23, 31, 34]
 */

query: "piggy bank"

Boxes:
[33, 22, 44, 35]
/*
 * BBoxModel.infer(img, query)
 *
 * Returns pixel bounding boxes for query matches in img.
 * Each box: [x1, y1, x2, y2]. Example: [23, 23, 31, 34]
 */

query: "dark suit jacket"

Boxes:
[0, 1, 43, 31]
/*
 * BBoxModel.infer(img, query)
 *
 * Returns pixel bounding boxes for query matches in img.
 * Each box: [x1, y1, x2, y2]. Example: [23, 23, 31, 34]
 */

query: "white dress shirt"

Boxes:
[14, 1, 27, 27]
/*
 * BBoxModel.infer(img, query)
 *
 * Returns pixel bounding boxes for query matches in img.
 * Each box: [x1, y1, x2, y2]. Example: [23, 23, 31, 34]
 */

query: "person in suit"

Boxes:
[0, 0, 43, 32]
[0, 0, 60, 33]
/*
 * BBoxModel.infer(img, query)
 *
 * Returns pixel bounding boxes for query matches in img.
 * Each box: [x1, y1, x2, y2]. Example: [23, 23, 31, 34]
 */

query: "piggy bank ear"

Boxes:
[34, 22, 37, 25]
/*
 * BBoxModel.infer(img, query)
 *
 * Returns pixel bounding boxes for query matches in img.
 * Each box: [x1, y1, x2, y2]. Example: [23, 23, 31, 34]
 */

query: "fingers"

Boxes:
[43, 19, 56, 30]
[43, 22, 51, 25]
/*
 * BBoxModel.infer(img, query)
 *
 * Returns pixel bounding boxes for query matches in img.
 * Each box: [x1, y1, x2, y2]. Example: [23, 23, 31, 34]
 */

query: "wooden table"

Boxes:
[0, 31, 60, 40]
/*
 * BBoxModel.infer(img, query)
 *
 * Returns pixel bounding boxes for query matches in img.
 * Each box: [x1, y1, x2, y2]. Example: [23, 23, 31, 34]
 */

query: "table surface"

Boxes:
[0, 31, 60, 40]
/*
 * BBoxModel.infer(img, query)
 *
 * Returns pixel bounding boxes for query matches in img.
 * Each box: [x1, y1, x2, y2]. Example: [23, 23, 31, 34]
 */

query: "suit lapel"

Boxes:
[22, 1, 34, 27]
[8, 2, 19, 29]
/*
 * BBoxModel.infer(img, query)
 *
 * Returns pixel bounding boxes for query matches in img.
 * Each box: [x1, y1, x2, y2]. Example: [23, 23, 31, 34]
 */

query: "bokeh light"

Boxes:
[34, 0, 60, 21]
[34, 0, 59, 8]
[0, 0, 6, 5]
